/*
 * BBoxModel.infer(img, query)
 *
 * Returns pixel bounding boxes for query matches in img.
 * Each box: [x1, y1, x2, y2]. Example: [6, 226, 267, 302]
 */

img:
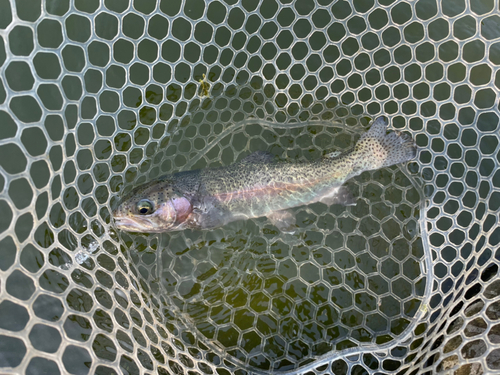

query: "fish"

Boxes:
[112, 116, 417, 233]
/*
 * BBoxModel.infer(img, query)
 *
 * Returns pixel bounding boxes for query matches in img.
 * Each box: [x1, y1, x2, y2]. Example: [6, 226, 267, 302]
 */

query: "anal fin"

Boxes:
[319, 185, 356, 206]
[267, 210, 297, 234]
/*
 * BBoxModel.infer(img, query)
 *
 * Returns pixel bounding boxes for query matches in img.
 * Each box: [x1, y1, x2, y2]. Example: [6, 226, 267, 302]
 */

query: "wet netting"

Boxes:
[0, 0, 499, 374]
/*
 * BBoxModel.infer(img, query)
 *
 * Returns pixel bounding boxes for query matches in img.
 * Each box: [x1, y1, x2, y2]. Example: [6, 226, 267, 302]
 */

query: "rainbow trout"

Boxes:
[112, 117, 417, 233]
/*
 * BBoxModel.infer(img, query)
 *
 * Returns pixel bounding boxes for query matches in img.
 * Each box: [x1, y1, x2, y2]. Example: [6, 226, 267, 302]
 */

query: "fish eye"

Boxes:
[137, 199, 154, 215]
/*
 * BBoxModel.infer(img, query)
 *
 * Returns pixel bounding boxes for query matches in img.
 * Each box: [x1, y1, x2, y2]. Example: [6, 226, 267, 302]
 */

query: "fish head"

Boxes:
[112, 180, 192, 233]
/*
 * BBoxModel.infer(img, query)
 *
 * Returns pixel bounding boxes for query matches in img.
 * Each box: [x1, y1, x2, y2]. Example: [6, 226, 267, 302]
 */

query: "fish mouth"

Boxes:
[113, 216, 161, 233]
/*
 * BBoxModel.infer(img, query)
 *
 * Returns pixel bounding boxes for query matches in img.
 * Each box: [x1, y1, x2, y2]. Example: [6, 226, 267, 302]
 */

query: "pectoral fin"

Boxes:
[319, 185, 356, 206]
[267, 210, 297, 233]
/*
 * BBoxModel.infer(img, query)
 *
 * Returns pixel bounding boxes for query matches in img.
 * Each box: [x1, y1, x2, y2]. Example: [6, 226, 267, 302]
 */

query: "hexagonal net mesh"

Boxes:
[0, 0, 499, 374]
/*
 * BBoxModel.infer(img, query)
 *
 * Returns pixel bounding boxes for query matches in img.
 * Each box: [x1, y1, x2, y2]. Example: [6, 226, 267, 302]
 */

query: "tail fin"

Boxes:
[353, 116, 417, 170]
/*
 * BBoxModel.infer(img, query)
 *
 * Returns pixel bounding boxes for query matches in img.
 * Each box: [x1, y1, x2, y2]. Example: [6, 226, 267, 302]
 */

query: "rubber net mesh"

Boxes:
[0, 0, 499, 374]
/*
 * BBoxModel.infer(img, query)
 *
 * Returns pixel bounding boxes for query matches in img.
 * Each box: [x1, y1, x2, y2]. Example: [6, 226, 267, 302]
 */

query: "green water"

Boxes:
[115, 115, 426, 371]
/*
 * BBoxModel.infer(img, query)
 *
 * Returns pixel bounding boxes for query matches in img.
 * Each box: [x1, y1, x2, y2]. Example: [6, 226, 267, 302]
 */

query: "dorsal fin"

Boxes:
[238, 151, 275, 164]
